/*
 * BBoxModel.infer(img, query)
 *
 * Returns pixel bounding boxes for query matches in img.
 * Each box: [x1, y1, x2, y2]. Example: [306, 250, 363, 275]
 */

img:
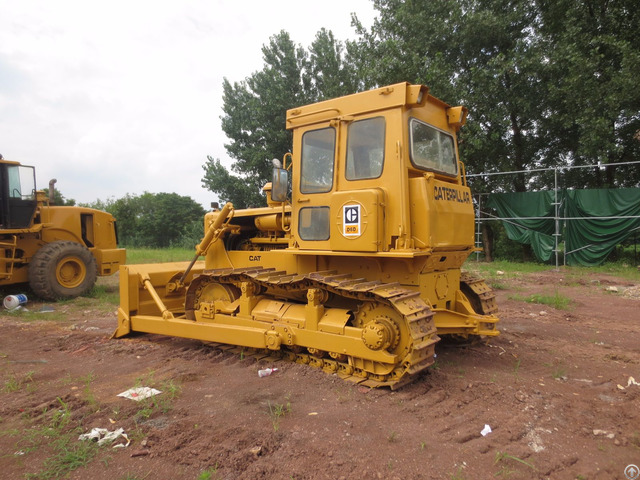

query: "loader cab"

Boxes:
[283, 82, 469, 254]
[0, 161, 37, 230]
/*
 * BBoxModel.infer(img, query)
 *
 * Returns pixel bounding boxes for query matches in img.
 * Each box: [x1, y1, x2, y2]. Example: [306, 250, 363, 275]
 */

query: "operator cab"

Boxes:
[278, 82, 469, 254]
[0, 160, 37, 229]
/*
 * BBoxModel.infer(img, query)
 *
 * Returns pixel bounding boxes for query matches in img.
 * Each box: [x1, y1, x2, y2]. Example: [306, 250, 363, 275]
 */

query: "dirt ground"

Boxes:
[1, 267, 639, 480]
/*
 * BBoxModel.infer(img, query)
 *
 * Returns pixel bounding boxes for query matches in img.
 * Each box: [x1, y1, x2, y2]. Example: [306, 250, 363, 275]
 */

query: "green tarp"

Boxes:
[486, 188, 640, 266]
[485, 191, 557, 262]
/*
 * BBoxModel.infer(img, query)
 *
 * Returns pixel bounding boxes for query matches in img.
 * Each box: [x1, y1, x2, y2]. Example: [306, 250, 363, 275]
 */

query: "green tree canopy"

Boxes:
[351, 0, 548, 193]
[350, 0, 640, 192]
[535, 0, 640, 189]
[101, 192, 206, 248]
[43, 187, 75, 206]
[202, 29, 361, 208]
[205, 0, 639, 208]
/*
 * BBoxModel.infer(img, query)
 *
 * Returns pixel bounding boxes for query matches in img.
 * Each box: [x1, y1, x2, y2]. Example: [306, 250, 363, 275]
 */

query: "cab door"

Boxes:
[0, 163, 37, 229]
[292, 123, 337, 251]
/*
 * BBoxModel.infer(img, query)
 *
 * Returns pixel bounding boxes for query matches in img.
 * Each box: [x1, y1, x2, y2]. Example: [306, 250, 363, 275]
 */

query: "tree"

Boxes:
[202, 31, 308, 208]
[305, 28, 362, 100]
[107, 192, 206, 248]
[351, 0, 545, 194]
[43, 187, 76, 206]
[350, 0, 640, 191]
[203, 29, 360, 208]
[535, 0, 640, 189]
[349, 0, 640, 261]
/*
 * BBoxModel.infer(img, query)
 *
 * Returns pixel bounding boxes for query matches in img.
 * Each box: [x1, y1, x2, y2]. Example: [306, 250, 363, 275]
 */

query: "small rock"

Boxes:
[515, 391, 528, 402]
[605, 286, 618, 293]
[130, 449, 150, 457]
[250, 446, 262, 456]
[496, 270, 505, 275]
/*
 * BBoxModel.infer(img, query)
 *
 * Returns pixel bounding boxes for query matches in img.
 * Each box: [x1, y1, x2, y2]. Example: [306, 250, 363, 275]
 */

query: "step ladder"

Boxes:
[0, 235, 18, 279]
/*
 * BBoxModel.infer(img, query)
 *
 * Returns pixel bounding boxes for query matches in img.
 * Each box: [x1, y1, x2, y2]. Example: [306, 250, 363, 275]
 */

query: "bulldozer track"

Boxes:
[187, 267, 439, 389]
[460, 271, 498, 316]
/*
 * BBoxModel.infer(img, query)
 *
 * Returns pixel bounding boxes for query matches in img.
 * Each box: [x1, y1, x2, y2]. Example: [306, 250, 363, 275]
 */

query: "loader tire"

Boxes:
[29, 241, 98, 300]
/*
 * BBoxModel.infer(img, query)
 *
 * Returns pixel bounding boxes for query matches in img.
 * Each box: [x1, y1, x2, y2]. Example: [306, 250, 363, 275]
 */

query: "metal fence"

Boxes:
[467, 161, 640, 268]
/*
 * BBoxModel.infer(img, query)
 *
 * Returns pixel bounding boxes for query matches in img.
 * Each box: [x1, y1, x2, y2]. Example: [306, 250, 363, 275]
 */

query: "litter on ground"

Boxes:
[117, 387, 162, 401]
[78, 427, 130, 447]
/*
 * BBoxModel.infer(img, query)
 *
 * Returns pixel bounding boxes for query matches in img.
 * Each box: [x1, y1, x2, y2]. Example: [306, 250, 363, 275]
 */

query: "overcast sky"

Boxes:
[0, 0, 376, 208]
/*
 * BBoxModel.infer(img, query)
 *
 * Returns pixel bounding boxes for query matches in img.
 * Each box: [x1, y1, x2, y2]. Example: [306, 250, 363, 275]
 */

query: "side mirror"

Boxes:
[271, 167, 288, 202]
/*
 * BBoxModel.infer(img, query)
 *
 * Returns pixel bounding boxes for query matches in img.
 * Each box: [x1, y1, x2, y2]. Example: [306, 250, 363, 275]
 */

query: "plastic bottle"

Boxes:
[3, 294, 28, 310]
[258, 367, 278, 378]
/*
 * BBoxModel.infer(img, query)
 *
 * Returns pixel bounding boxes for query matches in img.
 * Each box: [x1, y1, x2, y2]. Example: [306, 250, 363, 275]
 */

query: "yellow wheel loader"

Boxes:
[114, 83, 498, 388]
[0, 158, 125, 300]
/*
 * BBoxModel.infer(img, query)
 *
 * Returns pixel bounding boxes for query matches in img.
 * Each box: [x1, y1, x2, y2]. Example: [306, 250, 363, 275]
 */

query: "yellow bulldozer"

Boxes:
[0, 157, 125, 300]
[114, 82, 498, 388]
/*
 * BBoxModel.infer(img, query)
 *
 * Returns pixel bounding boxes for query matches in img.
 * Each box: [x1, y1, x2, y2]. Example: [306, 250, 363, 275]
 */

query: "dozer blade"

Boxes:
[114, 261, 205, 338]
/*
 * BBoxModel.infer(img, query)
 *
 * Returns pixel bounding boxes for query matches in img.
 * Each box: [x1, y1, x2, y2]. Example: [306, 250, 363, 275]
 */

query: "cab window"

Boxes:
[300, 127, 335, 194]
[7, 165, 36, 199]
[298, 207, 330, 241]
[409, 118, 457, 176]
[346, 117, 385, 180]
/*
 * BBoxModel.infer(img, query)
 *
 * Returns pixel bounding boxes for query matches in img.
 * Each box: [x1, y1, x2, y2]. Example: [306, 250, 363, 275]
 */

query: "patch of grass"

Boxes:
[508, 290, 571, 310]
[494, 451, 536, 476]
[0, 427, 20, 437]
[488, 281, 508, 290]
[449, 466, 467, 480]
[198, 464, 219, 480]
[87, 283, 119, 302]
[80, 372, 100, 412]
[125, 247, 194, 264]
[3, 308, 67, 322]
[465, 260, 550, 279]
[28, 434, 98, 479]
[513, 358, 522, 380]
[127, 425, 146, 445]
[119, 474, 151, 480]
[466, 259, 638, 281]
[267, 394, 292, 432]
[572, 261, 639, 281]
[388, 431, 398, 443]
[13, 397, 104, 479]
[3, 370, 35, 393]
[551, 365, 566, 379]
[135, 378, 182, 421]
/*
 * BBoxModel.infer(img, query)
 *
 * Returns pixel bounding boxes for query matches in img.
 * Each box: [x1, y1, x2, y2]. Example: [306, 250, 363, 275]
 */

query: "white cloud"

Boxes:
[0, 0, 375, 208]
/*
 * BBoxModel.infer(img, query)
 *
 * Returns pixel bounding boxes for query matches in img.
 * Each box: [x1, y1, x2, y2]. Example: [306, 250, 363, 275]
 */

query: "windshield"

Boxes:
[300, 127, 335, 194]
[409, 118, 457, 176]
[7, 165, 36, 200]
[346, 117, 385, 180]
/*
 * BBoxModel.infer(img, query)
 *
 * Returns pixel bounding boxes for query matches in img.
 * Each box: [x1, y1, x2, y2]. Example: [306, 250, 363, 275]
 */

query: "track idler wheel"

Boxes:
[361, 315, 400, 351]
